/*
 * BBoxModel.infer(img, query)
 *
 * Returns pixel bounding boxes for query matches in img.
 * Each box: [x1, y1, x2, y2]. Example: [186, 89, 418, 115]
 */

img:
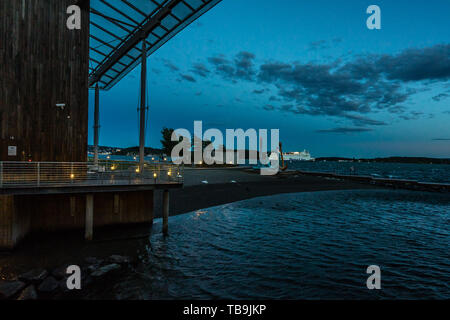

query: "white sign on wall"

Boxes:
[8, 146, 17, 156]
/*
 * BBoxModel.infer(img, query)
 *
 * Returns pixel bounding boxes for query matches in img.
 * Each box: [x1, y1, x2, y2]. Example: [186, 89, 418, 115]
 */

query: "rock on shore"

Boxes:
[0, 281, 26, 299]
[17, 285, 38, 300]
[1, 254, 132, 300]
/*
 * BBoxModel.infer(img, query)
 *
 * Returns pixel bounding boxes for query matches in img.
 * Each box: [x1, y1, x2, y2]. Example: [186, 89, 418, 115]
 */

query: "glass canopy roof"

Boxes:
[89, 0, 222, 90]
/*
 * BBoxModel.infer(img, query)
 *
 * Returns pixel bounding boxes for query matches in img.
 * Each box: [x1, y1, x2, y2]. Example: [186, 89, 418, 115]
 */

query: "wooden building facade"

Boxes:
[0, 0, 90, 162]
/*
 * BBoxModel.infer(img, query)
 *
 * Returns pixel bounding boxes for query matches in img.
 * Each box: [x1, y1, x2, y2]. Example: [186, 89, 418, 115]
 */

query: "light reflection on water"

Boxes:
[106, 190, 449, 300]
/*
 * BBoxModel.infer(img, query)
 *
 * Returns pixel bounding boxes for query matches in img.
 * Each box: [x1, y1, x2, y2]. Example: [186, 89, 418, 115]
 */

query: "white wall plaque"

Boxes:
[8, 146, 17, 156]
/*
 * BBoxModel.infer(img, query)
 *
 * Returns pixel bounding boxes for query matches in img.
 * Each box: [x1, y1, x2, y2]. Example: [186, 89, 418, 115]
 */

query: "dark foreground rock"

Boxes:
[0, 281, 26, 299]
[17, 285, 38, 300]
[38, 276, 59, 293]
[3, 253, 130, 299]
[85, 257, 104, 266]
[52, 265, 69, 280]
[18, 269, 49, 284]
[90, 263, 121, 278]
[109, 255, 130, 265]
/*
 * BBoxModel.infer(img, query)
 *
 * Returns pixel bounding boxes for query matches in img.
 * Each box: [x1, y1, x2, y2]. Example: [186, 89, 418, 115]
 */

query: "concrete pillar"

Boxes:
[85, 193, 94, 241]
[162, 190, 169, 235]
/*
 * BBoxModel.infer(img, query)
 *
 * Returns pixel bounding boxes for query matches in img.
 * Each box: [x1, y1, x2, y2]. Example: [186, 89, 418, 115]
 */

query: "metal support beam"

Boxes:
[88, 0, 223, 89]
[139, 40, 147, 174]
[94, 83, 100, 166]
[163, 190, 169, 235]
[85, 194, 94, 241]
[89, 0, 182, 86]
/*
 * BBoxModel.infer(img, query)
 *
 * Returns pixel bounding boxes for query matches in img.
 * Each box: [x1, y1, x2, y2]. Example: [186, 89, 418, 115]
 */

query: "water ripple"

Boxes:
[117, 189, 449, 299]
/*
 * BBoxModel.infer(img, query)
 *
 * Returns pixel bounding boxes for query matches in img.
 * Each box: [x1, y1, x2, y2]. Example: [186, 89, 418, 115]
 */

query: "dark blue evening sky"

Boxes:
[89, 0, 450, 158]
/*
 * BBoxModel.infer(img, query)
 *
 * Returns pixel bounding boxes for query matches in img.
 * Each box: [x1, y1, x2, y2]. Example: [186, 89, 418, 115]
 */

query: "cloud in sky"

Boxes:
[343, 114, 387, 126]
[308, 40, 328, 50]
[179, 74, 196, 82]
[263, 105, 275, 111]
[162, 59, 179, 72]
[268, 96, 281, 102]
[399, 111, 424, 121]
[432, 93, 450, 101]
[207, 51, 256, 82]
[316, 127, 374, 134]
[307, 38, 343, 51]
[252, 88, 266, 94]
[196, 44, 450, 127]
[377, 44, 450, 82]
[190, 63, 210, 78]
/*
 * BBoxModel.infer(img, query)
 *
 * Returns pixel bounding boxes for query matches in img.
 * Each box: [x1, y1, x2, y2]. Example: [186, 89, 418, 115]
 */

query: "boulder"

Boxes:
[38, 276, 59, 293]
[109, 255, 131, 265]
[17, 285, 38, 300]
[87, 264, 97, 273]
[90, 263, 121, 278]
[59, 278, 70, 293]
[52, 265, 69, 280]
[85, 257, 103, 266]
[0, 281, 26, 300]
[18, 269, 49, 284]
[81, 274, 94, 288]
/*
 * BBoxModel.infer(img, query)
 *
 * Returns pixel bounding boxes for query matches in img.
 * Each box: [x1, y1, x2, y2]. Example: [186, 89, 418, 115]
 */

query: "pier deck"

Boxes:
[0, 161, 182, 249]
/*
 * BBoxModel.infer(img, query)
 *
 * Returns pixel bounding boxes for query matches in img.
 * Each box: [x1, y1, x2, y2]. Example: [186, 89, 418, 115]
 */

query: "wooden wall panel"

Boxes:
[0, 195, 15, 248]
[0, 195, 31, 249]
[0, 0, 90, 162]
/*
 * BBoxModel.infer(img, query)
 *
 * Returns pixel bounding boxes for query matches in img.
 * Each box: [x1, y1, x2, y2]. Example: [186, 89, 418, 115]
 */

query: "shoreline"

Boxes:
[154, 171, 380, 218]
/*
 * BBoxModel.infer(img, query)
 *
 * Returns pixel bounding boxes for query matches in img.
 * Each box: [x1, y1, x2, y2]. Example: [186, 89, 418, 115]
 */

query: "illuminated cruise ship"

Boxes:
[282, 150, 315, 161]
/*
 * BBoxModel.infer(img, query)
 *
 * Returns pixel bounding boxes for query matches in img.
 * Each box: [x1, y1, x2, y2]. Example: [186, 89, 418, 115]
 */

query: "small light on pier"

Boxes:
[70, 173, 75, 179]
[135, 167, 140, 173]
[153, 172, 157, 178]
[167, 171, 172, 176]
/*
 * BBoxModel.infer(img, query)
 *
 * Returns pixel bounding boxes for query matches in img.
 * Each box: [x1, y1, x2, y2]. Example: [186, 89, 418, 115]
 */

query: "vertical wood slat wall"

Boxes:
[0, 195, 15, 248]
[0, 0, 90, 162]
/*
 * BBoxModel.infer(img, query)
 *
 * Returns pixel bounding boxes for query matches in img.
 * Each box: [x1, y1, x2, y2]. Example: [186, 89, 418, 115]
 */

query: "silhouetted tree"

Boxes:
[160, 127, 178, 156]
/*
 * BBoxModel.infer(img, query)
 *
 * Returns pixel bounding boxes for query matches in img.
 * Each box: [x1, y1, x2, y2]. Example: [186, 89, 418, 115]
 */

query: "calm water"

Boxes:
[97, 190, 449, 300]
[288, 161, 450, 183]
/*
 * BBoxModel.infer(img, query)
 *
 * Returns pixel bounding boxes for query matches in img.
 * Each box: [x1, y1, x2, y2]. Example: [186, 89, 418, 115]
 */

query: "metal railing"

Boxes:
[0, 160, 183, 188]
